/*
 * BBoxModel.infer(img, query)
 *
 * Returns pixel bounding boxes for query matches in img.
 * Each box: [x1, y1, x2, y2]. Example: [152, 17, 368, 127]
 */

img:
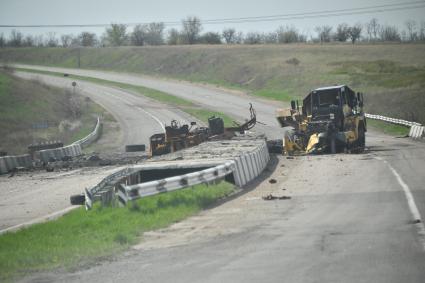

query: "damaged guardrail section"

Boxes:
[72, 117, 102, 148]
[83, 139, 270, 209]
[0, 154, 32, 174]
[0, 117, 102, 174]
[37, 117, 101, 163]
[365, 113, 424, 139]
[117, 161, 235, 206]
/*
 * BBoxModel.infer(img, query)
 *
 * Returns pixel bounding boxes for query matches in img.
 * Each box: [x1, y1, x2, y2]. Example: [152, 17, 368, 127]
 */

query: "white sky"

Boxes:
[0, 0, 424, 38]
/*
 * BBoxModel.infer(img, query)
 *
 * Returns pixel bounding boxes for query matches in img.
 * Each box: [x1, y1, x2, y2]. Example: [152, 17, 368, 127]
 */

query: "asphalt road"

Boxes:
[10, 66, 425, 282]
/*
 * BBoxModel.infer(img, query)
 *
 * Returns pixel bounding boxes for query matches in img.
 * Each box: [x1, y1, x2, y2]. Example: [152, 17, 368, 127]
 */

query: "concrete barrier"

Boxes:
[409, 125, 424, 139]
[37, 144, 82, 163]
[0, 158, 7, 174]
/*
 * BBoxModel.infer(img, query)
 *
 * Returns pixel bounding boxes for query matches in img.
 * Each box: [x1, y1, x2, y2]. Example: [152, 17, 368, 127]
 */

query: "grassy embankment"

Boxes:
[16, 67, 235, 127]
[0, 182, 235, 281]
[366, 119, 410, 136]
[0, 69, 111, 154]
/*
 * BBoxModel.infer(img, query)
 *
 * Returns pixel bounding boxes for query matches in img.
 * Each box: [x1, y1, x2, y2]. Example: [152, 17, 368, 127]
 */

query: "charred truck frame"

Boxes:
[150, 104, 257, 156]
[276, 85, 366, 155]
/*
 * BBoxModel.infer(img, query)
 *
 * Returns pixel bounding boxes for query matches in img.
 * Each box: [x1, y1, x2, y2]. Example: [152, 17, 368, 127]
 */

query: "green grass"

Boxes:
[0, 182, 235, 281]
[331, 60, 425, 88]
[367, 119, 410, 136]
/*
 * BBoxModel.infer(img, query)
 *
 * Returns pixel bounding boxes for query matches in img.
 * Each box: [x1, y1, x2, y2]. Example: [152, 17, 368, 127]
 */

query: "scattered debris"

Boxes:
[268, 178, 277, 184]
[262, 194, 291, 200]
[46, 166, 54, 172]
[286, 156, 294, 160]
[88, 154, 101, 161]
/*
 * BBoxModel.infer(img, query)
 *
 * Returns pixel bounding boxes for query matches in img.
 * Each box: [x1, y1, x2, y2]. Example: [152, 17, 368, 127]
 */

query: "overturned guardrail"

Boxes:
[365, 113, 424, 139]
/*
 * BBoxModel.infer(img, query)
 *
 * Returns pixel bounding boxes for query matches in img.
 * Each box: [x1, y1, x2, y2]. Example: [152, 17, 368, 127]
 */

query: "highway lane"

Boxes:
[11, 66, 425, 282]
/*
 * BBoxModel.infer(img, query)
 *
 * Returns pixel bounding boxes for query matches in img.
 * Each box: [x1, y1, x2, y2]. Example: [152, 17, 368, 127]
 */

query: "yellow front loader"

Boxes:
[276, 85, 366, 155]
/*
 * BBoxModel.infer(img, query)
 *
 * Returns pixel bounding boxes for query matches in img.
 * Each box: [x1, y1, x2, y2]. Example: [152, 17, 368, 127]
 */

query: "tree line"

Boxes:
[1, 17, 424, 48]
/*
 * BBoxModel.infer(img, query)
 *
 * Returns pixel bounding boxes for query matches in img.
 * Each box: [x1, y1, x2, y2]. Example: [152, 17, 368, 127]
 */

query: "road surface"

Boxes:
[8, 66, 425, 282]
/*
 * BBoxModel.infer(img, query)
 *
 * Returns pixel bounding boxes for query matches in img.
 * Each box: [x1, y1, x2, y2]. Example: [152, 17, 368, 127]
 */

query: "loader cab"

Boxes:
[302, 85, 360, 120]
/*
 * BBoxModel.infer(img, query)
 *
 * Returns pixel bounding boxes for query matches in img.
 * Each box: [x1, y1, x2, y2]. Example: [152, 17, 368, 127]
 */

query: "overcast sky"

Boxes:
[0, 0, 424, 38]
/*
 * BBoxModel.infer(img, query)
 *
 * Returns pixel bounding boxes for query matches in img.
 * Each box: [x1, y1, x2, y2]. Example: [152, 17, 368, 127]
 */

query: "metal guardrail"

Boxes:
[84, 167, 140, 210]
[117, 161, 235, 206]
[365, 113, 424, 139]
[72, 117, 102, 148]
[84, 139, 270, 210]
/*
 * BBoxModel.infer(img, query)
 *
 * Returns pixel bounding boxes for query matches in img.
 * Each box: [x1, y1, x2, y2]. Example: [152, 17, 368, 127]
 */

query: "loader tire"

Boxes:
[357, 126, 365, 153]
[70, 194, 85, 205]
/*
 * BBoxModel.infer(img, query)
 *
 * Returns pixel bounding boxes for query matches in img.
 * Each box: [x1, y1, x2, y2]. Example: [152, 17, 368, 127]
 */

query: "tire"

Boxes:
[356, 125, 365, 153]
[125, 144, 146, 152]
[70, 194, 85, 205]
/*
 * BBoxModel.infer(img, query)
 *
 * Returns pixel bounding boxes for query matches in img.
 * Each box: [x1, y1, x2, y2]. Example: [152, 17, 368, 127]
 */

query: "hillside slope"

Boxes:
[1, 44, 424, 123]
[0, 69, 105, 154]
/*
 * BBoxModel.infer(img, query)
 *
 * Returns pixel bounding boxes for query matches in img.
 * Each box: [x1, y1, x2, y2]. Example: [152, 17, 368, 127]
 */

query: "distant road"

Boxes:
[14, 64, 285, 139]
[11, 65, 425, 283]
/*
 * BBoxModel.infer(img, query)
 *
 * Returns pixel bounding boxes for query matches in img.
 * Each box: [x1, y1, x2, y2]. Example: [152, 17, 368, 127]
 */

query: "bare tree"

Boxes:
[181, 16, 202, 44]
[199, 32, 222, 44]
[334, 23, 350, 42]
[78, 32, 98, 47]
[145, 22, 165, 45]
[263, 32, 277, 44]
[0, 33, 5, 48]
[244, 32, 263, 44]
[277, 25, 299, 43]
[420, 21, 425, 41]
[405, 20, 418, 41]
[131, 24, 147, 46]
[348, 24, 362, 44]
[366, 18, 380, 41]
[234, 31, 244, 44]
[379, 25, 401, 41]
[23, 35, 34, 47]
[45, 32, 58, 47]
[61, 34, 73, 47]
[34, 35, 44, 47]
[104, 24, 128, 46]
[9, 29, 23, 47]
[222, 28, 236, 44]
[167, 28, 180, 45]
[314, 25, 332, 43]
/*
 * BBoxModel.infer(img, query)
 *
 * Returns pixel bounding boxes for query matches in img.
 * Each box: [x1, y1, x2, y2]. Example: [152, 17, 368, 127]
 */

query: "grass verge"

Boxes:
[367, 119, 410, 136]
[16, 67, 237, 127]
[0, 181, 235, 281]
